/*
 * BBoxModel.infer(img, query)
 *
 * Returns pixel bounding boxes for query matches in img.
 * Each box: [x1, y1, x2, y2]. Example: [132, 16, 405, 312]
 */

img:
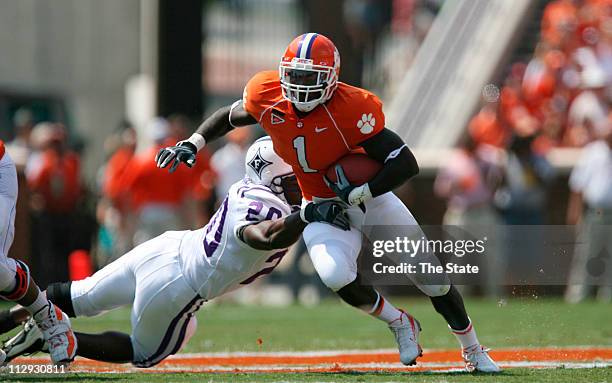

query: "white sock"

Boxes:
[450, 319, 480, 350]
[368, 293, 406, 325]
[25, 290, 49, 316]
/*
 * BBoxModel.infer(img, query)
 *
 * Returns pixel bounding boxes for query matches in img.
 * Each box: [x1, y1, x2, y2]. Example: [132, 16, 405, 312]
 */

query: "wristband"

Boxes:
[347, 183, 373, 206]
[300, 203, 311, 223]
[186, 133, 206, 151]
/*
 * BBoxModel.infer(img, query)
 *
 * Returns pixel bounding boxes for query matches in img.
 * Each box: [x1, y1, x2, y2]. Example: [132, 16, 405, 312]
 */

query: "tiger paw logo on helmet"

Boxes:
[357, 113, 375, 134]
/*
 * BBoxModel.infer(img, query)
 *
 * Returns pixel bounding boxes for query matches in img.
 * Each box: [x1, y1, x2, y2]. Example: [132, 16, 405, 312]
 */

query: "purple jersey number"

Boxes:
[240, 250, 288, 285]
[240, 203, 286, 284]
[203, 197, 229, 257]
[245, 201, 264, 221]
[205, 199, 284, 259]
[246, 201, 283, 221]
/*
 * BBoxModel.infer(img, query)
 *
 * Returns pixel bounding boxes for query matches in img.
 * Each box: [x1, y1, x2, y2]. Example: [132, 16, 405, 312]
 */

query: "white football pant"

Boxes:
[70, 231, 204, 367]
[0, 153, 19, 292]
[303, 192, 451, 297]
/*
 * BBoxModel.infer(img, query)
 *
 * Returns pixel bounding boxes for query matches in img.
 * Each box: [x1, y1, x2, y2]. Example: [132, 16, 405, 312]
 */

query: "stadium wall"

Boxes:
[0, 0, 141, 177]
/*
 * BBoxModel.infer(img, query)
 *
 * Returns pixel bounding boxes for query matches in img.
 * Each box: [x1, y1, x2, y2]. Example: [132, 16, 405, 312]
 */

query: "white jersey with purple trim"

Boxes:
[179, 178, 292, 300]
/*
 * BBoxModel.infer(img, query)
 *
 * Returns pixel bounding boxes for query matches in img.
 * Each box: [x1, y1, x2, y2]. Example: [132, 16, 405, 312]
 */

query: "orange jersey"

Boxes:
[26, 149, 82, 213]
[117, 145, 193, 212]
[102, 147, 135, 211]
[243, 70, 384, 200]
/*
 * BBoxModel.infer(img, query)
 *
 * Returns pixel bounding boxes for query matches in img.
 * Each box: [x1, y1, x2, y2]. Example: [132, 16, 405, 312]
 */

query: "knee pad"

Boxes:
[418, 283, 451, 297]
[310, 242, 357, 291]
[46, 281, 76, 317]
[0, 260, 30, 301]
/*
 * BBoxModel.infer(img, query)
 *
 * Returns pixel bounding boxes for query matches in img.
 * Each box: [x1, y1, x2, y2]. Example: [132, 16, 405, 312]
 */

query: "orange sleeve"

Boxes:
[342, 91, 385, 148]
[103, 149, 133, 200]
[27, 151, 53, 191]
[114, 154, 144, 209]
[63, 153, 82, 204]
[242, 70, 279, 121]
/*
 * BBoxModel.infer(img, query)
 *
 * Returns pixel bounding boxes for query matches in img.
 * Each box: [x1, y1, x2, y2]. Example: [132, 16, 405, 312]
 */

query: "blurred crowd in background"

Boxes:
[2, 0, 610, 303]
[434, 0, 612, 302]
[6, 112, 88, 288]
[468, 0, 612, 150]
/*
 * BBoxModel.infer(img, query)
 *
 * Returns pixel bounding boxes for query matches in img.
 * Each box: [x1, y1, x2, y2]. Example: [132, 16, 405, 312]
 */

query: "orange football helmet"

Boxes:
[279, 33, 341, 112]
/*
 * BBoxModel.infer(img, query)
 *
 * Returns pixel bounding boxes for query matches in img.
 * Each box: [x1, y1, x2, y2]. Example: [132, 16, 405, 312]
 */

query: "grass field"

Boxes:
[0, 296, 610, 382]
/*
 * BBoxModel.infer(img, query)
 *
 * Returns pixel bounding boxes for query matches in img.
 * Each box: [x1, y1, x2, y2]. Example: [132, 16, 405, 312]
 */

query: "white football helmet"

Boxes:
[244, 136, 301, 207]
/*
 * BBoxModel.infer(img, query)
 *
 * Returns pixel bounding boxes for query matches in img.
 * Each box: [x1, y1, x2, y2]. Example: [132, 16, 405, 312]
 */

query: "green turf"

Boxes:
[0, 368, 611, 383]
[43, 297, 608, 352]
[0, 297, 610, 382]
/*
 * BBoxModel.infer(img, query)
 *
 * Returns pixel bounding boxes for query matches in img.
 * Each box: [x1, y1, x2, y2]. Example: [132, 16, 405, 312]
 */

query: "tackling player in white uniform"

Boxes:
[0, 137, 348, 367]
[0, 141, 77, 365]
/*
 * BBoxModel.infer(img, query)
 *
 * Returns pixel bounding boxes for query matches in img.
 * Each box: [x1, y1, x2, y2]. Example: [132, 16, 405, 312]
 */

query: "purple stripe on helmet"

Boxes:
[305, 33, 318, 59]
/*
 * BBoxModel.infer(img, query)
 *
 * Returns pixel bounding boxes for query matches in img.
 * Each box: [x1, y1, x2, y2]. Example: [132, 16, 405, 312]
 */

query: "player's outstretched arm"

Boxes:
[326, 128, 418, 206]
[239, 201, 350, 251]
[239, 212, 307, 251]
[156, 102, 257, 172]
[194, 102, 257, 142]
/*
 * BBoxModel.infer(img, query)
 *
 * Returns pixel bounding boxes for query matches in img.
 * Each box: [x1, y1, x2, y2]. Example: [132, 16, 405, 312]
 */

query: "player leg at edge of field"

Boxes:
[0, 146, 77, 365]
[0, 231, 203, 366]
[369, 193, 499, 373]
[303, 191, 499, 372]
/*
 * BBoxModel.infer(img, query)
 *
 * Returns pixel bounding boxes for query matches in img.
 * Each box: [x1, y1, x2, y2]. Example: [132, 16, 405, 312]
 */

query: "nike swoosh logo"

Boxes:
[315, 127, 328, 133]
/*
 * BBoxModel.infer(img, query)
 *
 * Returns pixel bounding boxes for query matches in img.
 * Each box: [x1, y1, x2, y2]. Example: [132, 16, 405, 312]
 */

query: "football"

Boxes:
[325, 153, 382, 185]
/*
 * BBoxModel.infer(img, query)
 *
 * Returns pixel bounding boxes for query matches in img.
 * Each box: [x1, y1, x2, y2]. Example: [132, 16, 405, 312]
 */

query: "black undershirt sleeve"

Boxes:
[359, 128, 419, 198]
[195, 101, 257, 142]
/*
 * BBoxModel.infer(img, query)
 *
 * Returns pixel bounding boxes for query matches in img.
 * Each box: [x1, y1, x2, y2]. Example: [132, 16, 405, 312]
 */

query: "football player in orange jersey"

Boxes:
[157, 33, 500, 372]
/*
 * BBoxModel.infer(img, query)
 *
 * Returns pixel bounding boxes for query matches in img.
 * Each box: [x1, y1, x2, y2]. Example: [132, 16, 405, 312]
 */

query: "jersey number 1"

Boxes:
[293, 136, 317, 173]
